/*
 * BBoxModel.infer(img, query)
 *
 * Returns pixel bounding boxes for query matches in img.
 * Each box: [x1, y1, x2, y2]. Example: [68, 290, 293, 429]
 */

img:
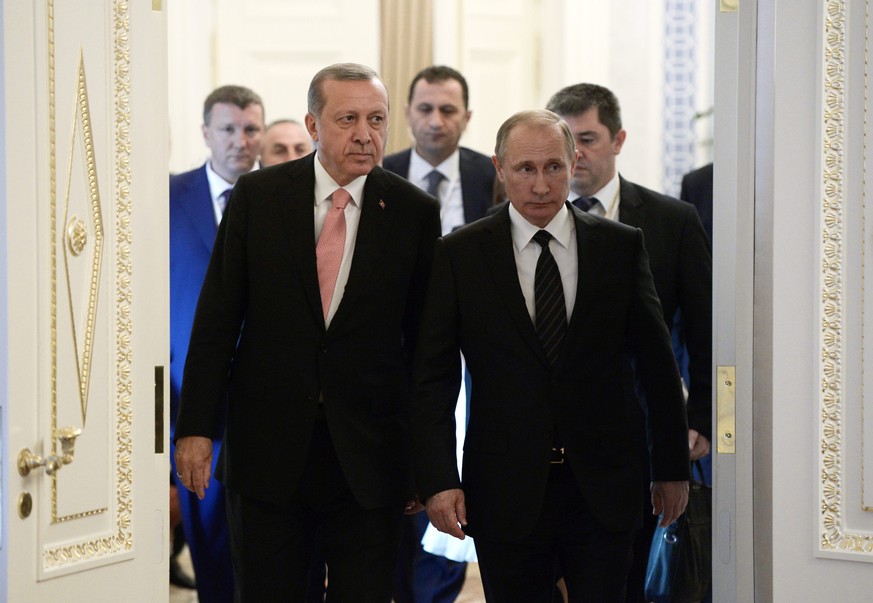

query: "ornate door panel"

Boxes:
[1, 1, 168, 600]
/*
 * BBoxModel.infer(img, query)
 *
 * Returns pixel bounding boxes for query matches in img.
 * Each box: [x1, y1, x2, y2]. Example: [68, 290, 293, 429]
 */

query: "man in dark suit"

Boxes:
[383, 65, 494, 603]
[383, 65, 495, 232]
[412, 110, 690, 602]
[170, 84, 265, 603]
[546, 83, 712, 602]
[680, 162, 714, 243]
[174, 63, 441, 602]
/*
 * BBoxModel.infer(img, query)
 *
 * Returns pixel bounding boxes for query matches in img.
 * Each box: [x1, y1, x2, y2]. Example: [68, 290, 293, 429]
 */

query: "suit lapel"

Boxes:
[617, 175, 645, 229]
[276, 155, 324, 327]
[563, 205, 603, 357]
[183, 166, 218, 251]
[328, 166, 393, 331]
[480, 208, 550, 367]
[458, 148, 477, 224]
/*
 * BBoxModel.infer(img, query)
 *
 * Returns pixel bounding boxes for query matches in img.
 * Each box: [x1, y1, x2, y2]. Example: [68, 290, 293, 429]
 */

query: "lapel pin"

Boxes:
[379, 200, 385, 209]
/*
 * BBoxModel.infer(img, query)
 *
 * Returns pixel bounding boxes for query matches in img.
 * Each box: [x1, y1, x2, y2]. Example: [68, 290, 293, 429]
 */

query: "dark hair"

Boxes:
[546, 83, 623, 138]
[494, 110, 575, 164]
[203, 85, 264, 125]
[307, 63, 386, 117]
[407, 65, 470, 108]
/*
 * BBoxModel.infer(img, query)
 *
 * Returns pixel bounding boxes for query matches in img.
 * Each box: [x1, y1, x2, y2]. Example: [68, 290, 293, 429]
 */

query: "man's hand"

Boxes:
[688, 429, 711, 461]
[404, 496, 425, 515]
[651, 480, 689, 527]
[174, 436, 213, 500]
[425, 488, 467, 540]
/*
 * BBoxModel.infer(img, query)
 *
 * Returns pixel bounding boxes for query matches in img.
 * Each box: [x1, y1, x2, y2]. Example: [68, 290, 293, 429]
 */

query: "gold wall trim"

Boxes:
[43, 0, 133, 567]
[819, 0, 873, 556]
[60, 50, 104, 434]
[112, 0, 135, 555]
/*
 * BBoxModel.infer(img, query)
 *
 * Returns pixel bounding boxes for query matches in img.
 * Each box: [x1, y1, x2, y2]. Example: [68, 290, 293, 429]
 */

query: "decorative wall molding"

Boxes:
[663, 0, 697, 198]
[43, 0, 133, 569]
[819, 0, 873, 560]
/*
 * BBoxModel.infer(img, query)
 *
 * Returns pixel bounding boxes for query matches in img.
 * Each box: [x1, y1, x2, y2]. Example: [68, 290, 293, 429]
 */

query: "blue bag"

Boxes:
[644, 462, 711, 602]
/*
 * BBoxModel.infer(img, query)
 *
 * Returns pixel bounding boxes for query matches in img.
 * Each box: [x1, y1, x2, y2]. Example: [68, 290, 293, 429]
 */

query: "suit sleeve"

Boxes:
[173, 182, 250, 442]
[410, 238, 464, 499]
[676, 206, 713, 440]
[629, 229, 691, 482]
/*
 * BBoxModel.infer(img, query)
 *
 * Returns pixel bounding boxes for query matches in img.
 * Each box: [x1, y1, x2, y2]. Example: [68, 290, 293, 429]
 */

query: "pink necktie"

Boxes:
[316, 188, 351, 320]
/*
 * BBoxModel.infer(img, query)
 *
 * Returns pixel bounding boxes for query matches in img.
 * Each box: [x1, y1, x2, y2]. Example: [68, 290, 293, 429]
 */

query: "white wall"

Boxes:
[167, 0, 713, 196]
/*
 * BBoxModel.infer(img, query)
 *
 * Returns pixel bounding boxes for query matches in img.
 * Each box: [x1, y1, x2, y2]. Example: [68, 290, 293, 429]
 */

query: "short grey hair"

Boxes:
[494, 109, 575, 164]
[307, 63, 387, 117]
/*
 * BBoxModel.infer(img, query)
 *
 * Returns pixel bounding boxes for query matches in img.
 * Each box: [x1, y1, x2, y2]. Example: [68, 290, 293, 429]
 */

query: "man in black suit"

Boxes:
[174, 63, 441, 602]
[384, 64, 494, 603]
[383, 65, 495, 232]
[680, 162, 714, 243]
[411, 109, 690, 602]
[546, 83, 712, 602]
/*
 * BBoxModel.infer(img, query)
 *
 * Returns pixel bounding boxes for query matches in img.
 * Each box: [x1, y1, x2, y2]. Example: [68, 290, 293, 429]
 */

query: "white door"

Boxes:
[712, 0, 755, 599]
[1, 1, 169, 601]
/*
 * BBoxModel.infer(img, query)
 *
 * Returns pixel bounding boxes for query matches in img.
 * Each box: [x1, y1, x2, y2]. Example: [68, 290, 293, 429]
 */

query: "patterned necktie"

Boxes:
[425, 170, 445, 200]
[573, 196, 598, 212]
[316, 188, 351, 320]
[533, 230, 567, 366]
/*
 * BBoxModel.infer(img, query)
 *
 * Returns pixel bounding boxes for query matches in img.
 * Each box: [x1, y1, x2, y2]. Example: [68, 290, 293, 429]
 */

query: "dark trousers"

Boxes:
[624, 479, 659, 603]
[394, 511, 467, 603]
[475, 462, 634, 603]
[225, 411, 403, 603]
[171, 440, 235, 603]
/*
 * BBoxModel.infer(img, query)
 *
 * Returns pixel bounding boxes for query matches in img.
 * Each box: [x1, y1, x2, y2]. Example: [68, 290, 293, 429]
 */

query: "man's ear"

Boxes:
[612, 129, 627, 155]
[491, 155, 505, 181]
[305, 113, 319, 143]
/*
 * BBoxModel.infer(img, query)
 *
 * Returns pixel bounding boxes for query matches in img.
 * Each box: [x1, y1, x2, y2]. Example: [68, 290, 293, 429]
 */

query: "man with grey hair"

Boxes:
[411, 109, 690, 602]
[546, 83, 712, 602]
[174, 64, 441, 601]
[260, 118, 313, 166]
[170, 83, 265, 603]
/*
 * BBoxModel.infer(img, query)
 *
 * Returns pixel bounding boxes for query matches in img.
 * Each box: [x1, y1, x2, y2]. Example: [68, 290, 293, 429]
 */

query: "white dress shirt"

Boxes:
[584, 172, 621, 220]
[509, 203, 578, 323]
[408, 148, 465, 235]
[205, 161, 236, 226]
[312, 156, 367, 327]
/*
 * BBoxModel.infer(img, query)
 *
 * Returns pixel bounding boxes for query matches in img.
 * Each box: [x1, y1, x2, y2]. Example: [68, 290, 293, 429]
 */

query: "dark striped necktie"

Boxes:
[532, 230, 567, 366]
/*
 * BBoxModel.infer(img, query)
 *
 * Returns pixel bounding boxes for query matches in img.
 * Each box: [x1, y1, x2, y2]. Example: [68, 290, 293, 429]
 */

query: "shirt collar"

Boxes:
[409, 147, 460, 186]
[587, 172, 621, 214]
[205, 161, 235, 202]
[509, 202, 575, 253]
[313, 154, 366, 206]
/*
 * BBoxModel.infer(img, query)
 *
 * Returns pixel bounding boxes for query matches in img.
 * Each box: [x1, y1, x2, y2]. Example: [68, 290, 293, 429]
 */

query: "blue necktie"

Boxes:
[573, 196, 598, 212]
[425, 170, 445, 200]
[219, 189, 232, 215]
